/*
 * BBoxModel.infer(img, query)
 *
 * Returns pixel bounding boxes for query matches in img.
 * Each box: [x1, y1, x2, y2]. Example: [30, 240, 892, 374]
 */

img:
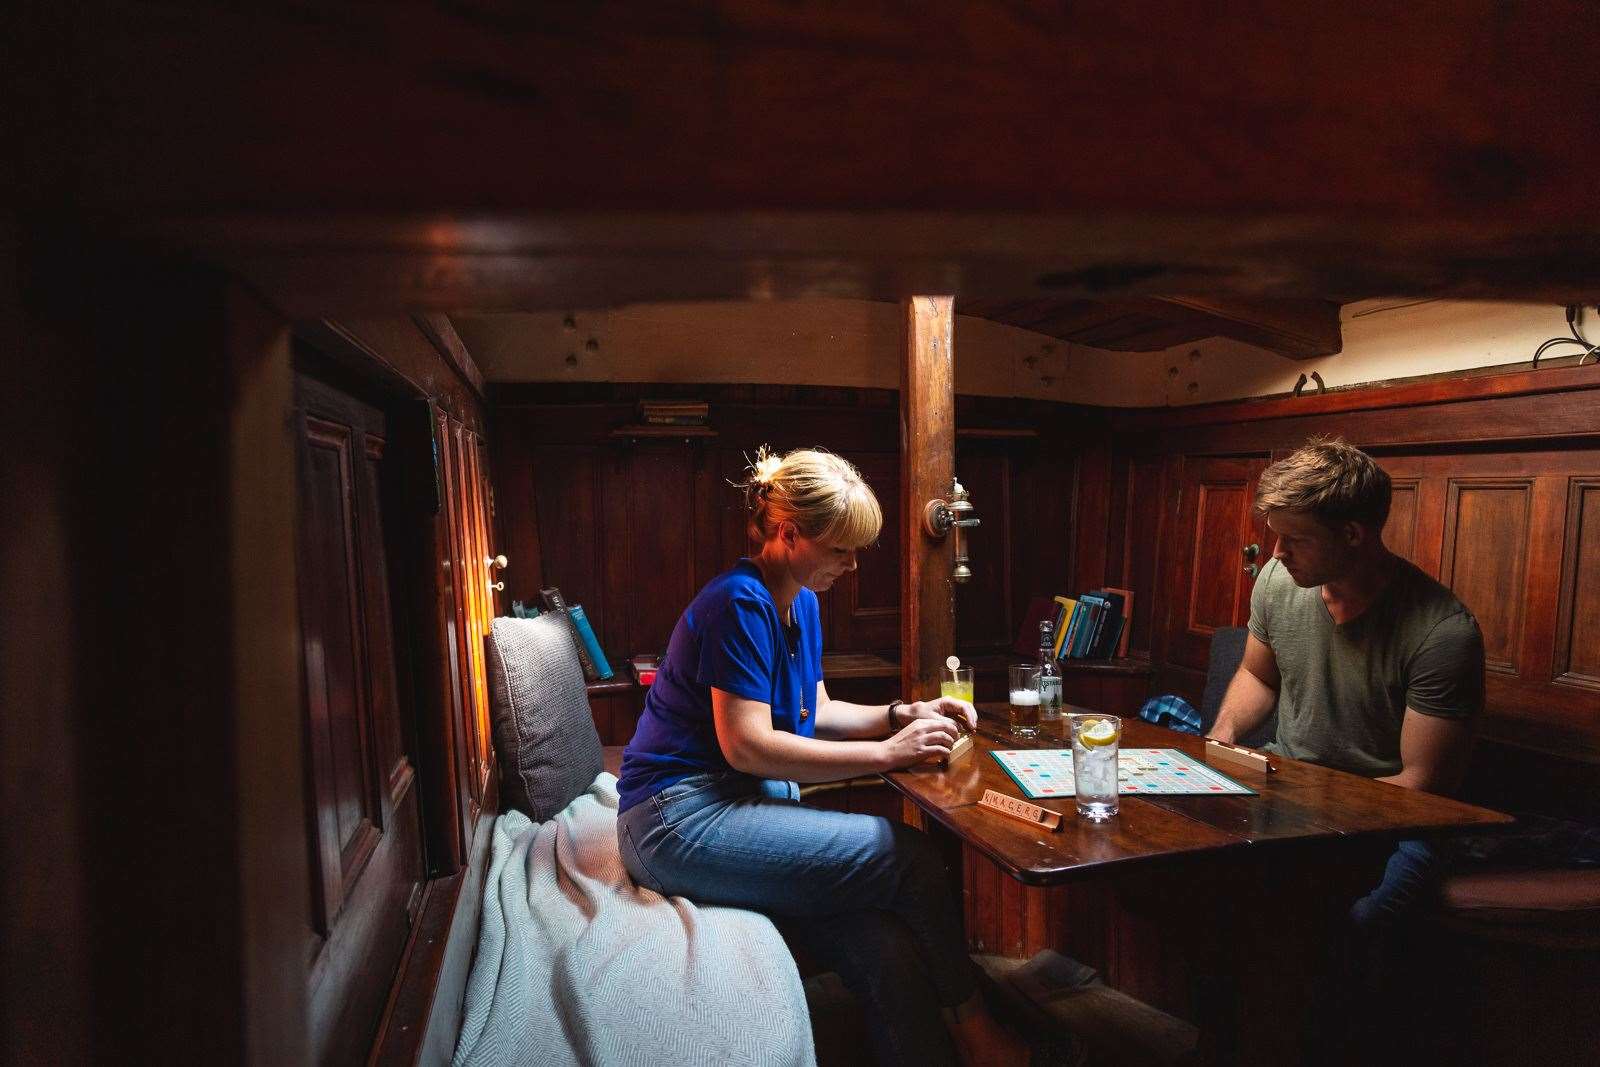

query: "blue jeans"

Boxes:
[1309, 839, 1447, 1064]
[617, 772, 976, 1066]
[1349, 838, 1444, 936]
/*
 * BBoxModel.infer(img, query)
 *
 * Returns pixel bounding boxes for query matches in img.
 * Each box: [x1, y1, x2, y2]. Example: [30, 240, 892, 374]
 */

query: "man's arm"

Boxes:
[1377, 709, 1476, 795]
[1381, 611, 1484, 794]
[1209, 633, 1281, 745]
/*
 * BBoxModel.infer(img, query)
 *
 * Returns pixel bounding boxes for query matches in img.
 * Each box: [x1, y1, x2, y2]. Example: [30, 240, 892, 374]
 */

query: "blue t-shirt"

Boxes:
[617, 560, 823, 813]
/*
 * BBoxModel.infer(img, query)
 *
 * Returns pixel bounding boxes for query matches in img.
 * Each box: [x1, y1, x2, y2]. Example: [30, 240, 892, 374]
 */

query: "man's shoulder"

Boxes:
[1391, 558, 1477, 631]
[1257, 557, 1316, 608]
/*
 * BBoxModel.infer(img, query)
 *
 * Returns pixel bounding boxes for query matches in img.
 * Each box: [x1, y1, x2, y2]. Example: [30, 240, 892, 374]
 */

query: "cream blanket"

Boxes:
[453, 773, 816, 1067]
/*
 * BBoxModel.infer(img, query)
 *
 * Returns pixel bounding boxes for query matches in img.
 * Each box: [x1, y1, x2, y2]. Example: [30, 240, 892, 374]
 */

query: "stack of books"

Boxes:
[1050, 587, 1133, 661]
[639, 399, 709, 426]
[535, 587, 615, 681]
[1014, 588, 1134, 662]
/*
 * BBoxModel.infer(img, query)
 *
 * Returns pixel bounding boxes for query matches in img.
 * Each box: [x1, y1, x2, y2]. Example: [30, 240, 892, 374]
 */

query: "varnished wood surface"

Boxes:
[901, 296, 958, 702]
[21, 5, 1600, 311]
[295, 369, 428, 1067]
[884, 705, 1512, 886]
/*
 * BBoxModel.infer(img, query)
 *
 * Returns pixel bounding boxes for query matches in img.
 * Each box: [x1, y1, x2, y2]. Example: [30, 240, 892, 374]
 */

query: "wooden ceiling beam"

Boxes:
[955, 296, 1342, 358]
[1143, 298, 1343, 359]
[13, 4, 1599, 227]
[17, 4, 1598, 308]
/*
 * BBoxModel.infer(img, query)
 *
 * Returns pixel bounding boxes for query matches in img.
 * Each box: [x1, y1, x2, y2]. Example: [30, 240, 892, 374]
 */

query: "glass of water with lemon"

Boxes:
[1069, 714, 1121, 820]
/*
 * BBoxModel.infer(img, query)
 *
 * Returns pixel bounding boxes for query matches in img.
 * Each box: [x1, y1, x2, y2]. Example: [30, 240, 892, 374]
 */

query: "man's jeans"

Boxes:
[618, 772, 976, 1066]
[1308, 838, 1447, 1064]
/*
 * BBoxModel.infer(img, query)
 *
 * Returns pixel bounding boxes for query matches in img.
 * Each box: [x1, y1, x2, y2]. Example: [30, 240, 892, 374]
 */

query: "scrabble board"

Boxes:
[990, 748, 1256, 800]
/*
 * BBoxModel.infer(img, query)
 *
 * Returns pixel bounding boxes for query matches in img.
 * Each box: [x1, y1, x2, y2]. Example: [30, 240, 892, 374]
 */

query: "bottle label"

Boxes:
[1039, 675, 1062, 716]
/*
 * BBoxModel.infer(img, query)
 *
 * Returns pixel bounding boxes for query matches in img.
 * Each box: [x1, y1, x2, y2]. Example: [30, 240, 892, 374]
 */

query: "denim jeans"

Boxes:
[1306, 838, 1447, 1065]
[617, 772, 976, 1066]
[1349, 838, 1444, 934]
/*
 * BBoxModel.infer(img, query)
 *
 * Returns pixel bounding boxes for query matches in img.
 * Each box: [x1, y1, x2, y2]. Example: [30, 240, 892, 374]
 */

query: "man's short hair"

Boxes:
[1255, 437, 1392, 530]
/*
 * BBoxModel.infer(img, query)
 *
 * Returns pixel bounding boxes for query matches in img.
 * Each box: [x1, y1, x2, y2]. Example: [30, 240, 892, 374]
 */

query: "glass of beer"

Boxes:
[1008, 664, 1041, 740]
[940, 665, 975, 704]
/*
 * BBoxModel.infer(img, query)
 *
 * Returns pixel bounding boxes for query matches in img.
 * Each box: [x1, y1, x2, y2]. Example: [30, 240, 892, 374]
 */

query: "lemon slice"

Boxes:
[945, 655, 961, 671]
[1079, 719, 1120, 748]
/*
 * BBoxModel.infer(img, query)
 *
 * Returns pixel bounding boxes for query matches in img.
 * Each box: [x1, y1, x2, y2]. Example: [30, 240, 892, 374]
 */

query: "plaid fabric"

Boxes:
[1139, 694, 1203, 735]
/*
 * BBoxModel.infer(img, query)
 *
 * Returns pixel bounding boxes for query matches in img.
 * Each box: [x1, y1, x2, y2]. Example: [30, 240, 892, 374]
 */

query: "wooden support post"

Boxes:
[900, 296, 956, 705]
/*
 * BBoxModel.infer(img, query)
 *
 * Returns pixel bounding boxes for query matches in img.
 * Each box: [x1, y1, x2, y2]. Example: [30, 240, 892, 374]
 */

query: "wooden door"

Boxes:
[1163, 455, 1270, 672]
[295, 373, 426, 1066]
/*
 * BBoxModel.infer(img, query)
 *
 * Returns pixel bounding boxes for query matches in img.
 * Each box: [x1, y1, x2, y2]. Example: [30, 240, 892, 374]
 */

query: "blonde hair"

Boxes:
[740, 446, 883, 548]
[1255, 437, 1392, 529]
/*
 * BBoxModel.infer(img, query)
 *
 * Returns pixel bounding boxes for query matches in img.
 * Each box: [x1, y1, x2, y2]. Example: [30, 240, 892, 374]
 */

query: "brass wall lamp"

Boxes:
[923, 478, 980, 582]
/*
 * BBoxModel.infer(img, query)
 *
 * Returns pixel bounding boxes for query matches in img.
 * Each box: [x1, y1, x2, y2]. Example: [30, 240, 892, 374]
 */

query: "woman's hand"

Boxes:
[904, 696, 977, 734]
[879, 716, 961, 769]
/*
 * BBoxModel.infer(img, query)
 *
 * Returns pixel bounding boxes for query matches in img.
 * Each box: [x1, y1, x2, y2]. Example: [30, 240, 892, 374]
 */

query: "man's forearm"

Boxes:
[1210, 667, 1277, 744]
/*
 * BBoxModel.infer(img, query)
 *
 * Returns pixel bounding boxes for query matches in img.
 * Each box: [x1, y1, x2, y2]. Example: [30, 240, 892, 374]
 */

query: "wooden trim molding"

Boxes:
[1113, 362, 1600, 434]
[413, 314, 487, 400]
[1554, 478, 1600, 693]
[369, 794, 496, 1067]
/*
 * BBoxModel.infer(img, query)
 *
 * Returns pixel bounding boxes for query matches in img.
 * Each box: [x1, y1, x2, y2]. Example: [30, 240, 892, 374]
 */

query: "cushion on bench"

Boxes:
[1435, 867, 1600, 948]
[486, 615, 605, 821]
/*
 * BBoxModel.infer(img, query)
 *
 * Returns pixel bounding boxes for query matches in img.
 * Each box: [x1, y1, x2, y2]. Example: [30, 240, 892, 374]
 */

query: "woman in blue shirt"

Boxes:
[618, 448, 1025, 1067]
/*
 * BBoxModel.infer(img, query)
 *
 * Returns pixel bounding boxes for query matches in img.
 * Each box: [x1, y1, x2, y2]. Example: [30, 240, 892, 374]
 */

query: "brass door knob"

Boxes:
[1242, 543, 1260, 561]
[1243, 563, 1259, 579]
[487, 554, 509, 569]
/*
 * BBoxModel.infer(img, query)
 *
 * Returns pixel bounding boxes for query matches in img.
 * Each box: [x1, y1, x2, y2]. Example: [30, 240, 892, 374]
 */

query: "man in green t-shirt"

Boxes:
[1212, 438, 1484, 787]
[1211, 437, 1485, 1056]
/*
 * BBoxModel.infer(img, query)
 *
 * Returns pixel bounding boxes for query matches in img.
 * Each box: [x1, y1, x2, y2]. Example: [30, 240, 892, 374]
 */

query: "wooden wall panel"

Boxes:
[1384, 478, 1420, 568]
[1122, 456, 1168, 658]
[1007, 438, 1078, 653]
[1441, 480, 1533, 676]
[299, 417, 380, 926]
[532, 445, 605, 617]
[612, 444, 702, 659]
[493, 385, 1081, 669]
[1164, 457, 1267, 673]
[953, 449, 1012, 649]
[1555, 480, 1600, 691]
[832, 450, 901, 651]
[1191, 482, 1250, 632]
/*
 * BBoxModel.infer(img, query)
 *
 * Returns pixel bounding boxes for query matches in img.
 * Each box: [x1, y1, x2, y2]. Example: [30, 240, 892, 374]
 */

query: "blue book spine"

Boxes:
[566, 605, 614, 680]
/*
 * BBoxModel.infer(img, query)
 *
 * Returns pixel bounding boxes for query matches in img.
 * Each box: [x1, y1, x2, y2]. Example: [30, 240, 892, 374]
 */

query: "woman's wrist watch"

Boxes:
[886, 699, 904, 733]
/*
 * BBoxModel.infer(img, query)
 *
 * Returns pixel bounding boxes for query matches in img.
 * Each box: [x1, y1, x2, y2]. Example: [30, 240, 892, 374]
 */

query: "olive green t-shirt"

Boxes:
[1248, 556, 1485, 778]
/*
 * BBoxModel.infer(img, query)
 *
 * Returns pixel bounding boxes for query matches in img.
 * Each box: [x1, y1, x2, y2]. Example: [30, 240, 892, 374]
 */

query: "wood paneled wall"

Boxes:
[490, 384, 1089, 681]
[1086, 365, 1600, 762]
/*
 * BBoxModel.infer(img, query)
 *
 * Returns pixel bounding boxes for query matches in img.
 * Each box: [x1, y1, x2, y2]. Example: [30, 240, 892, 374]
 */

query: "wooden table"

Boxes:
[881, 704, 1514, 1064]
[884, 704, 1513, 886]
